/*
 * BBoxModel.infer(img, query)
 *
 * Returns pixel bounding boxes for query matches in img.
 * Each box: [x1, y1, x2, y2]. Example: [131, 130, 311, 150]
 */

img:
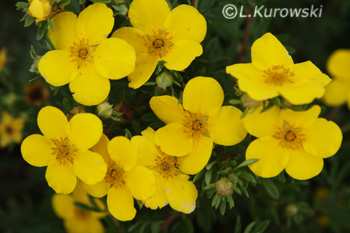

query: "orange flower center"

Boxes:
[273, 121, 305, 150]
[153, 152, 179, 179]
[183, 112, 208, 138]
[144, 29, 174, 58]
[70, 38, 95, 69]
[4, 125, 14, 135]
[105, 163, 125, 188]
[51, 137, 78, 165]
[263, 65, 294, 86]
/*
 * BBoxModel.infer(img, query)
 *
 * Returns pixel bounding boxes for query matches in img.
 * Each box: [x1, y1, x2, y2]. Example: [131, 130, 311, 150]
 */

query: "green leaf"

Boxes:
[235, 159, 257, 170]
[262, 180, 280, 200]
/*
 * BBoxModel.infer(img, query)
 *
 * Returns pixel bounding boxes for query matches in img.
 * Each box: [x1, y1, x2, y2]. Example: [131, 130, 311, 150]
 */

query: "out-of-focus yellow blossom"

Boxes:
[150, 77, 247, 174]
[132, 128, 197, 213]
[113, 0, 207, 89]
[38, 3, 136, 106]
[226, 33, 330, 105]
[52, 184, 106, 233]
[0, 112, 24, 147]
[84, 135, 156, 221]
[0, 48, 7, 71]
[323, 49, 350, 107]
[28, 0, 52, 22]
[243, 105, 342, 180]
[21, 106, 107, 194]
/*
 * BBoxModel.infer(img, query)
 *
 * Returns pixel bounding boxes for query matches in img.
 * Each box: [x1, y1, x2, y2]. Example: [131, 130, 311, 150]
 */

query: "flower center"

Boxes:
[273, 121, 305, 150]
[4, 125, 14, 135]
[183, 112, 208, 138]
[263, 65, 294, 86]
[70, 38, 95, 69]
[51, 137, 78, 165]
[153, 152, 179, 179]
[104, 163, 125, 188]
[144, 29, 174, 58]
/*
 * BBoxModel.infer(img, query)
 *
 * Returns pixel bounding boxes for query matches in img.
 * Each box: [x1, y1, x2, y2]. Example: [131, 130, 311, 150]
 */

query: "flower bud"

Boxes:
[215, 178, 233, 196]
[285, 204, 298, 217]
[97, 102, 113, 119]
[28, 0, 52, 22]
[156, 72, 173, 89]
[241, 94, 261, 109]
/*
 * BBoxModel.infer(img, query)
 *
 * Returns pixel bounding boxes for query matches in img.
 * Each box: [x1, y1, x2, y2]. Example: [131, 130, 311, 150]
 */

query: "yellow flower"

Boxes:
[150, 77, 247, 174]
[52, 184, 106, 233]
[0, 48, 7, 71]
[323, 49, 350, 107]
[226, 33, 330, 105]
[21, 106, 107, 194]
[28, 0, 52, 22]
[133, 127, 198, 213]
[84, 135, 156, 221]
[38, 3, 136, 106]
[113, 0, 207, 89]
[0, 112, 24, 147]
[243, 105, 342, 180]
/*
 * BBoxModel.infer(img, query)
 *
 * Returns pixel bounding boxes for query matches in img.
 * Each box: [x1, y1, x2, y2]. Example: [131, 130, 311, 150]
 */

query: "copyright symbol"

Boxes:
[222, 4, 238, 19]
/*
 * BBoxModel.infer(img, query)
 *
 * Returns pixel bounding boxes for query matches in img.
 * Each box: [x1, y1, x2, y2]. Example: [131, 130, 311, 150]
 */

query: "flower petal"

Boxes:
[208, 106, 247, 146]
[126, 166, 156, 201]
[113, 27, 147, 54]
[285, 150, 324, 180]
[21, 134, 53, 167]
[46, 161, 77, 194]
[150, 95, 184, 123]
[48, 12, 77, 49]
[128, 53, 158, 89]
[163, 40, 202, 71]
[327, 49, 350, 80]
[243, 106, 280, 138]
[77, 3, 114, 44]
[323, 80, 349, 106]
[69, 72, 110, 106]
[131, 135, 158, 167]
[107, 186, 136, 221]
[164, 4, 206, 42]
[246, 137, 289, 178]
[108, 136, 137, 171]
[226, 64, 279, 101]
[38, 50, 76, 87]
[183, 77, 224, 116]
[91, 134, 110, 162]
[178, 136, 213, 175]
[83, 181, 109, 198]
[280, 105, 321, 128]
[251, 33, 293, 69]
[155, 123, 193, 156]
[164, 175, 197, 214]
[37, 106, 69, 139]
[73, 150, 107, 185]
[144, 175, 168, 210]
[94, 38, 136, 80]
[128, 0, 170, 32]
[69, 113, 103, 150]
[52, 194, 75, 219]
[304, 119, 342, 158]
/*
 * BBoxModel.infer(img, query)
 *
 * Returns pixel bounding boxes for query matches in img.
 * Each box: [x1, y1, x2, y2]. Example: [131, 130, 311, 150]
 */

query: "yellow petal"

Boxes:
[128, 53, 158, 89]
[208, 106, 246, 146]
[108, 136, 137, 171]
[280, 105, 321, 128]
[251, 33, 293, 69]
[52, 194, 75, 219]
[164, 176, 197, 214]
[144, 175, 168, 209]
[164, 4, 206, 42]
[128, 0, 170, 32]
[113, 27, 147, 54]
[48, 12, 77, 49]
[126, 166, 156, 200]
[243, 106, 280, 137]
[183, 77, 224, 116]
[150, 95, 184, 123]
[38, 50, 76, 87]
[37, 106, 69, 139]
[246, 137, 288, 178]
[84, 181, 109, 198]
[65, 218, 104, 233]
[155, 123, 193, 156]
[131, 135, 158, 167]
[45, 161, 77, 194]
[280, 61, 330, 105]
[69, 72, 110, 106]
[77, 3, 114, 44]
[21, 134, 53, 167]
[91, 134, 110, 162]
[323, 80, 349, 106]
[285, 150, 324, 180]
[163, 40, 202, 71]
[304, 119, 342, 158]
[327, 49, 350, 80]
[94, 38, 136, 80]
[226, 64, 278, 101]
[69, 113, 103, 150]
[178, 136, 213, 175]
[73, 150, 107, 185]
[107, 186, 136, 221]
